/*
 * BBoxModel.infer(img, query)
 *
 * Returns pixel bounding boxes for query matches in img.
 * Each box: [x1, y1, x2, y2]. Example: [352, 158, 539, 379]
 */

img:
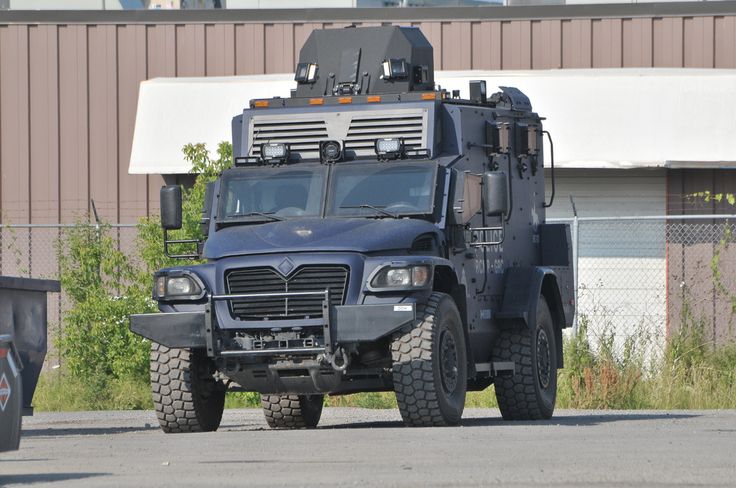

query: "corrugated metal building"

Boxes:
[2, 2, 736, 224]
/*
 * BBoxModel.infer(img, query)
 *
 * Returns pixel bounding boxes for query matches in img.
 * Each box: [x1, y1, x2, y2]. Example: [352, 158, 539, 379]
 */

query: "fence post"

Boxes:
[570, 196, 579, 336]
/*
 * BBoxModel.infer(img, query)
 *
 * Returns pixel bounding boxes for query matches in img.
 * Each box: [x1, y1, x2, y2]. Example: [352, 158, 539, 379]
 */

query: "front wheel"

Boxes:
[150, 343, 226, 433]
[492, 296, 558, 420]
[391, 292, 467, 427]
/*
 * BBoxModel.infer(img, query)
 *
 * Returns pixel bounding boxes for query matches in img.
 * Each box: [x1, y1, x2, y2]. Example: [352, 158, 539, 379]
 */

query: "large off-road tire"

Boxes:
[391, 292, 467, 427]
[261, 394, 324, 429]
[150, 342, 226, 434]
[492, 296, 557, 420]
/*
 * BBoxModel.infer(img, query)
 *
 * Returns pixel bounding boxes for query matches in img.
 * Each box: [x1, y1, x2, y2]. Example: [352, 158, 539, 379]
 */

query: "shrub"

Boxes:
[45, 142, 231, 410]
[56, 222, 156, 385]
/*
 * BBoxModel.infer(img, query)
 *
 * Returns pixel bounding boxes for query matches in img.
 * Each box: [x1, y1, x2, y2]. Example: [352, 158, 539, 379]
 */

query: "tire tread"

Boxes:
[391, 292, 464, 427]
[261, 394, 323, 429]
[150, 342, 224, 434]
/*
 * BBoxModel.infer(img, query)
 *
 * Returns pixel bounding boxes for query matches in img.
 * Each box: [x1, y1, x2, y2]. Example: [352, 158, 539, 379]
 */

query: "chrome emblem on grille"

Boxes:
[277, 257, 296, 276]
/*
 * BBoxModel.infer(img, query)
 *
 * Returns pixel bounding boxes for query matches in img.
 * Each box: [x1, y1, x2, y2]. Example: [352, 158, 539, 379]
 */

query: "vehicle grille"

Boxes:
[247, 108, 427, 160]
[226, 266, 349, 321]
[344, 114, 424, 156]
[250, 120, 328, 159]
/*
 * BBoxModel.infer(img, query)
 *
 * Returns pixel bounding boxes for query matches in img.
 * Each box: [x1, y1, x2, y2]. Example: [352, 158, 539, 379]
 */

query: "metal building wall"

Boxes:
[2, 2, 736, 223]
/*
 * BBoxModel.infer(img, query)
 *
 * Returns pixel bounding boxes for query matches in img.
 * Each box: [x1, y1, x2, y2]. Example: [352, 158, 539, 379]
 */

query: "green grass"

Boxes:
[33, 372, 152, 412]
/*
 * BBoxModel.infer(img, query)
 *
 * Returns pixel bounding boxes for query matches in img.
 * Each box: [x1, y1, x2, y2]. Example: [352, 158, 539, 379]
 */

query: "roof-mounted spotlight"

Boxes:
[375, 138, 405, 161]
[295, 62, 318, 83]
[381, 58, 408, 80]
[260, 143, 290, 164]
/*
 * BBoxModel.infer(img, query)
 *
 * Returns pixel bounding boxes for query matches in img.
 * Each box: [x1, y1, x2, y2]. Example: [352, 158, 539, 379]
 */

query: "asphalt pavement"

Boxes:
[1, 408, 735, 487]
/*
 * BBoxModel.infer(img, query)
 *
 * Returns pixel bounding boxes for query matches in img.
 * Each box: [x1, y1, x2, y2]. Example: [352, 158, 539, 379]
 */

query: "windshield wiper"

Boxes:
[339, 204, 399, 219]
[225, 212, 284, 222]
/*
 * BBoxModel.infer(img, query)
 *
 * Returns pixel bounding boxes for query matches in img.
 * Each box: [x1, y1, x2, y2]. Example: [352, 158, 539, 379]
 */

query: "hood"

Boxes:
[203, 218, 438, 258]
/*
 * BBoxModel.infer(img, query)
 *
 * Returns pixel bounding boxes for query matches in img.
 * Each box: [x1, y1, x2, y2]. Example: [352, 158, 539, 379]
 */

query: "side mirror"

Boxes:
[160, 185, 183, 230]
[483, 172, 509, 217]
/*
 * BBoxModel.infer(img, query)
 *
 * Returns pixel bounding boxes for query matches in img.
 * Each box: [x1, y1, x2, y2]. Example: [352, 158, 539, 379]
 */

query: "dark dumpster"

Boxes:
[0, 276, 60, 416]
[0, 334, 23, 452]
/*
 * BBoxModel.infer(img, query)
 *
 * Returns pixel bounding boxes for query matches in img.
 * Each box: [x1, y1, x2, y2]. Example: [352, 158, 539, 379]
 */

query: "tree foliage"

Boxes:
[137, 141, 232, 273]
[56, 142, 231, 395]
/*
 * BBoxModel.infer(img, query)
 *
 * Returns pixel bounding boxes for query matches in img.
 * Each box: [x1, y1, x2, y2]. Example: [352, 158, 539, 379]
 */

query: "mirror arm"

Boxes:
[163, 229, 200, 260]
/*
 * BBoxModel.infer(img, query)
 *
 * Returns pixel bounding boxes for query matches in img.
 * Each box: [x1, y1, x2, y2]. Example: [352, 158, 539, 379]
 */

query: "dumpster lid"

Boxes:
[0, 276, 60, 293]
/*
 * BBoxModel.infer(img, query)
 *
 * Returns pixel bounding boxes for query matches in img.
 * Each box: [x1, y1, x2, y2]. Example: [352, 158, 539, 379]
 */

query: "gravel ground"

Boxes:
[1, 408, 735, 487]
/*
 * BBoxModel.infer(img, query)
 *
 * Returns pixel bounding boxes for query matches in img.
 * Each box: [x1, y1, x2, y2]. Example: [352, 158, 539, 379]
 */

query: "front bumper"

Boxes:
[130, 296, 415, 358]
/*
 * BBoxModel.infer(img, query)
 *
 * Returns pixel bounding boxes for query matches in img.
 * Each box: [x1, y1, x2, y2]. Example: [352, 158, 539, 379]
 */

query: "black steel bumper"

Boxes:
[130, 312, 207, 349]
[130, 299, 415, 357]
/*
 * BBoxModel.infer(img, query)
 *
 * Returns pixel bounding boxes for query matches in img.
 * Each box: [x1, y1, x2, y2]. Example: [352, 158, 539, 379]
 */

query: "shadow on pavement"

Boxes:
[462, 412, 699, 427]
[0, 472, 107, 485]
[22, 425, 158, 438]
[320, 412, 699, 430]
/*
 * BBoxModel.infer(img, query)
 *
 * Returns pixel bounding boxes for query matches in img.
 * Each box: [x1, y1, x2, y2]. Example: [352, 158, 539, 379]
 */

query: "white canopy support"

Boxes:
[129, 69, 736, 174]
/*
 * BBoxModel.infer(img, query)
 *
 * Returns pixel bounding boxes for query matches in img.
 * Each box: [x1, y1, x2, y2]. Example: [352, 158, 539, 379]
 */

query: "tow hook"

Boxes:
[325, 347, 350, 372]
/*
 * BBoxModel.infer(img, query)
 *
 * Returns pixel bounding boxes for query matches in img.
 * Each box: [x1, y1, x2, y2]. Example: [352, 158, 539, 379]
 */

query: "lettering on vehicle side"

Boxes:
[394, 305, 412, 312]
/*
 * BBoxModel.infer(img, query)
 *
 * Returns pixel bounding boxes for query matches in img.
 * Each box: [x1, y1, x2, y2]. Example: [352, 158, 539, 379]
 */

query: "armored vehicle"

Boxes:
[130, 26, 574, 432]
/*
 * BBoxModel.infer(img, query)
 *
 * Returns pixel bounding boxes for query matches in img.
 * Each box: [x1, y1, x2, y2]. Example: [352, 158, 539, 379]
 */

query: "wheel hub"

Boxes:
[536, 329, 551, 390]
[440, 330, 459, 394]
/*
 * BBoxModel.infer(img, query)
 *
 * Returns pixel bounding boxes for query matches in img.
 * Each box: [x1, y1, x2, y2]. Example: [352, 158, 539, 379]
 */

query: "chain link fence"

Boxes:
[549, 215, 736, 361]
[2, 216, 735, 363]
[0, 223, 138, 366]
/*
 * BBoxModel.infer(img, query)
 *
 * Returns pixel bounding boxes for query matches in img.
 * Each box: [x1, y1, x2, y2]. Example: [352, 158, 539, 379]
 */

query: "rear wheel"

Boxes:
[261, 394, 324, 429]
[391, 292, 467, 427]
[150, 343, 226, 433]
[492, 296, 557, 420]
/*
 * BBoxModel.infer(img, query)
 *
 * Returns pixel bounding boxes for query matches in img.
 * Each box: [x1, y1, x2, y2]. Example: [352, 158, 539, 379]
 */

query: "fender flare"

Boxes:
[432, 261, 476, 376]
[496, 266, 567, 368]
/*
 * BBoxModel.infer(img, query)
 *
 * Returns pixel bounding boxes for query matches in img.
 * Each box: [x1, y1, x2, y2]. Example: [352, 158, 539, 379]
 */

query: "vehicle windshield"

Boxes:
[217, 162, 437, 223]
[326, 162, 436, 218]
[218, 166, 327, 221]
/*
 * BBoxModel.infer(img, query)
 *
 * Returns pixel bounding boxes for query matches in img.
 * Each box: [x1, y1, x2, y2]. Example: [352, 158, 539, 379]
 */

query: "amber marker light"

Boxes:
[367, 96, 382, 103]
[338, 97, 353, 104]
[421, 92, 438, 101]
[309, 98, 324, 105]
[253, 100, 269, 108]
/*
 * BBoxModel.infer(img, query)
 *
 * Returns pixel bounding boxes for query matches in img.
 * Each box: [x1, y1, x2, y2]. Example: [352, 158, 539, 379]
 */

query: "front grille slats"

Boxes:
[251, 119, 328, 158]
[345, 116, 424, 156]
[226, 266, 348, 321]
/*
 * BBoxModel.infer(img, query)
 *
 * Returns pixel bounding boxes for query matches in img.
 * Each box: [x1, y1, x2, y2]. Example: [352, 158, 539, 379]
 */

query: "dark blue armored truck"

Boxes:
[130, 26, 575, 432]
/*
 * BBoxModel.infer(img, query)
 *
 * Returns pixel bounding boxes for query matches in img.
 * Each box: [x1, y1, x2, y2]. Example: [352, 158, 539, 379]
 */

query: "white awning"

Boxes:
[129, 69, 736, 174]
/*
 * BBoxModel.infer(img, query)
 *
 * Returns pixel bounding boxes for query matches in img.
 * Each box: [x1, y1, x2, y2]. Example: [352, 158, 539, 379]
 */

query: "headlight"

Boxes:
[154, 272, 205, 301]
[370, 264, 431, 290]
